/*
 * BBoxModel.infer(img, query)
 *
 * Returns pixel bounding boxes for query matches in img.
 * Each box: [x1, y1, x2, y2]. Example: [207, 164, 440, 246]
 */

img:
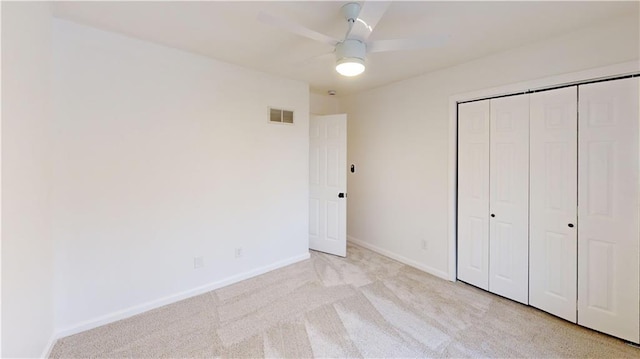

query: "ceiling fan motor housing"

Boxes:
[335, 39, 366, 63]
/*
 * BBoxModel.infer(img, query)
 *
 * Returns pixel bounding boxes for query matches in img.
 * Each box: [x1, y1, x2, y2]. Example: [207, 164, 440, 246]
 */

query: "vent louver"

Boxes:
[269, 107, 294, 124]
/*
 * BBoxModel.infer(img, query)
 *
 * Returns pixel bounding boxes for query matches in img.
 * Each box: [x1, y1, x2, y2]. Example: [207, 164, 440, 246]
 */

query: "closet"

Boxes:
[457, 76, 640, 343]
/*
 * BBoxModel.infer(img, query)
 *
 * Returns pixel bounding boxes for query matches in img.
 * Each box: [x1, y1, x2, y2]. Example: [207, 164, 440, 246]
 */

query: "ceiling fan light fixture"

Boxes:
[335, 39, 366, 77]
[336, 58, 365, 77]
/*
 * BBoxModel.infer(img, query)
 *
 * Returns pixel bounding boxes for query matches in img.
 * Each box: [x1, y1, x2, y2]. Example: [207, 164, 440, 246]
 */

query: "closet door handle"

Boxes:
[568, 223, 574, 228]
[490, 214, 495, 218]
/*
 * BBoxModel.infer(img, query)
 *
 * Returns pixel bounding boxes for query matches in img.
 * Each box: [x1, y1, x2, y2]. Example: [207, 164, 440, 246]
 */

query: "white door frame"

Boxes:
[447, 61, 640, 282]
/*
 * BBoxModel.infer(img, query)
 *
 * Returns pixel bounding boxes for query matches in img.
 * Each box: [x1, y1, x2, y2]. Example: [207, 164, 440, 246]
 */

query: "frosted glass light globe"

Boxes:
[336, 58, 365, 77]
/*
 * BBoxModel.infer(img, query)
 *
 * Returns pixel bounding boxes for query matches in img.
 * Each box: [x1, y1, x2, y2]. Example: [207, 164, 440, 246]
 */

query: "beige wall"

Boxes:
[1, 2, 55, 357]
[310, 92, 341, 115]
[52, 19, 310, 335]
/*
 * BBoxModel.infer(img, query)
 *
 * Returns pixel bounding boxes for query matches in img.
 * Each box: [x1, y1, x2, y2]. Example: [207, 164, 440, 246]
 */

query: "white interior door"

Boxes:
[577, 78, 640, 343]
[457, 100, 490, 290]
[489, 95, 530, 304]
[529, 87, 578, 322]
[309, 114, 347, 257]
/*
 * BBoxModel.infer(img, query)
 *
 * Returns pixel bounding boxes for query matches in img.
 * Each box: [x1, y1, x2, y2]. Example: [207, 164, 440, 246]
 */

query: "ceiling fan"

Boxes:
[258, 1, 448, 77]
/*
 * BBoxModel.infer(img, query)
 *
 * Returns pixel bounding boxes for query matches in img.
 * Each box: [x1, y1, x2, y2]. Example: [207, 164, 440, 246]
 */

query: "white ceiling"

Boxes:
[52, 1, 637, 96]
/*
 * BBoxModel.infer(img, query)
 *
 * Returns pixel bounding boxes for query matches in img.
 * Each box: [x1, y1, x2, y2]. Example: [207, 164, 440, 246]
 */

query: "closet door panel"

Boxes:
[489, 95, 530, 304]
[578, 78, 640, 343]
[457, 100, 490, 290]
[529, 87, 578, 322]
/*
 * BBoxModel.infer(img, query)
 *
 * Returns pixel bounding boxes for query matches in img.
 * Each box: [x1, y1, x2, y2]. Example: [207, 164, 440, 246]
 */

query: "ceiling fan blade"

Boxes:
[345, 1, 391, 42]
[290, 51, 334, 66]
[367, 34, 450, 53]
[257, 11, 339, 46]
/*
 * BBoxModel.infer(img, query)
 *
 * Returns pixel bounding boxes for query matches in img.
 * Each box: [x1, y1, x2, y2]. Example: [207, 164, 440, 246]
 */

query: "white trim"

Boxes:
[447, 95, 458, 281]
[40, 333, 58, 359]
[348, 235, 450, 281]
[54, 252, 310, 339]
[451, 61, 639, 104]
[447, 60, 640, 284]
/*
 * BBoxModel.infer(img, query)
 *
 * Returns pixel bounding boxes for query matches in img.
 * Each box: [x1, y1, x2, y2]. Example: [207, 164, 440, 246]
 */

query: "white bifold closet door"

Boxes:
[489, 95, 530, 304]
[529, 87, 578, 322]
[457, 100, 491, 290]
[577, 78, 640, 343]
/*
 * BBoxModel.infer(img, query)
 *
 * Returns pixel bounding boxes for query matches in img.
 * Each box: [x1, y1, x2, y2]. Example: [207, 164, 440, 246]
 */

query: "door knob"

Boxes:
[338, 193, 345, 198]
[490, 214, 495, 218]
[568, 223, 574, 228]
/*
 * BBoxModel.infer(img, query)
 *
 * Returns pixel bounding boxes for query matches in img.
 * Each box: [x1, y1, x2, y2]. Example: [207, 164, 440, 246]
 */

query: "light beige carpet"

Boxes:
[50, 243, 639, 358]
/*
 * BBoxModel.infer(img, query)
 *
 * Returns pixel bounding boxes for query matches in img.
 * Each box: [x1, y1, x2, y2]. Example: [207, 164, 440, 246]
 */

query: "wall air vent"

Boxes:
[269, 107, 294, 124]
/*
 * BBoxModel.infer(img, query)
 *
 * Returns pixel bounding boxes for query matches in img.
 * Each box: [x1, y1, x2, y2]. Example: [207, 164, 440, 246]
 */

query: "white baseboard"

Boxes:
[54, 252, 311, 339]
[40, 332, 58, 359]
[347, 235, 451, 281]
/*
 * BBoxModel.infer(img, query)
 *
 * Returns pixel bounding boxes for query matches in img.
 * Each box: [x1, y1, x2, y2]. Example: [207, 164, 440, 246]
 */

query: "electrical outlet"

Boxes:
[235, 247, 243, 258]
[194, 256, 204, 269]
[421, 240, 428, 251]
